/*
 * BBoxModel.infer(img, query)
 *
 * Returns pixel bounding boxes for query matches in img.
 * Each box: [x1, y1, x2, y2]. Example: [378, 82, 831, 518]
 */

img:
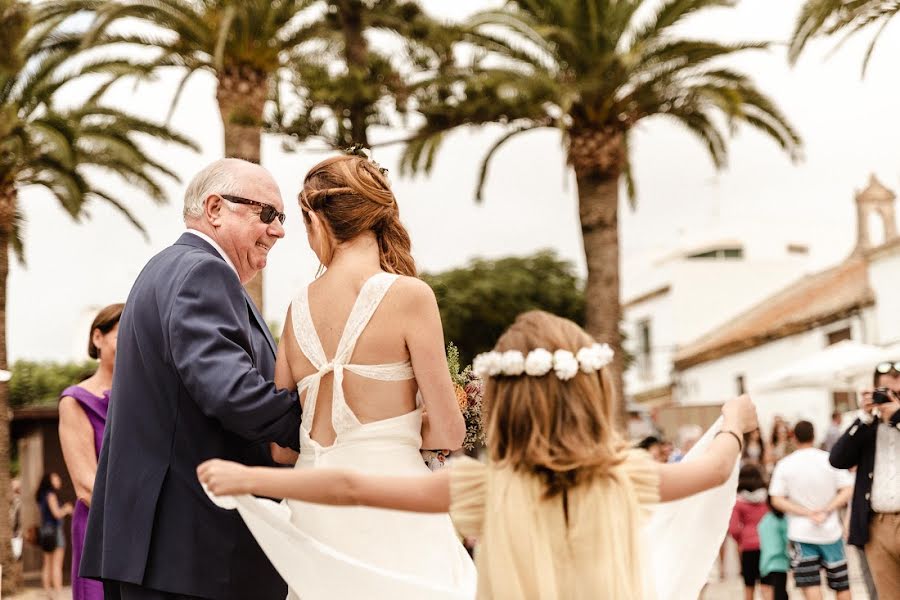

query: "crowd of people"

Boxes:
[633, 362, 900, 600]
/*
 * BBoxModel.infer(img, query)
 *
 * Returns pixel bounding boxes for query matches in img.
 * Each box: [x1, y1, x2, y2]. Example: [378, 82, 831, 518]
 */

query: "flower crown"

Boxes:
[472, 343, 614, 381]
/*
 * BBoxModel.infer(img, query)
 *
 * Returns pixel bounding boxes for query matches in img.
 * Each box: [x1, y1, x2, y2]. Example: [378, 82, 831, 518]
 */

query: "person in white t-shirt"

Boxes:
[769, 420, 854, 600]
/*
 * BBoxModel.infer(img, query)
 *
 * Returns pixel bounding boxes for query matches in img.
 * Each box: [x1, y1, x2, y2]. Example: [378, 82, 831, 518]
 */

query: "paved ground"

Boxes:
[703, 537, 871, 600]
[7, 539, 873, 599]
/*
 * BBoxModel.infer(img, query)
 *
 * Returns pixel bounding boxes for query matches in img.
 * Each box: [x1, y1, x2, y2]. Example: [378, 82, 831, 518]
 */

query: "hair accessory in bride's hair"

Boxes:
[473, 343, 614, 381]
[344, 143, 389, 176]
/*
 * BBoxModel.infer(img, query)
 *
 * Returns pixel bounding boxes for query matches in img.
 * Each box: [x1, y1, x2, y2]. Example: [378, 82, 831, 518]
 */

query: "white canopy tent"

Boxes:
[753, 340, 886, 392]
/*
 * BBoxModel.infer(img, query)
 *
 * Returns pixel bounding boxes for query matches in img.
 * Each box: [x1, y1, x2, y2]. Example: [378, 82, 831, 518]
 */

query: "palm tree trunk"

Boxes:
[0, 184, 19, 594]
[570, 127, 628, 429]
[217, 66, 268, 311]
[336, 0, 370, 147]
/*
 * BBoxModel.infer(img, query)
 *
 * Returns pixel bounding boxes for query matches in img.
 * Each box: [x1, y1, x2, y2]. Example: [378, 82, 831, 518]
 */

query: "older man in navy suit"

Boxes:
[81, 158, 301, 600]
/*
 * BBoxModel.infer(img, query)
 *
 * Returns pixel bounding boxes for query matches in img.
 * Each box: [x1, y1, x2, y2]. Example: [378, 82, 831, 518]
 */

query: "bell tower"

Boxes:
[853, 174, 898, 254]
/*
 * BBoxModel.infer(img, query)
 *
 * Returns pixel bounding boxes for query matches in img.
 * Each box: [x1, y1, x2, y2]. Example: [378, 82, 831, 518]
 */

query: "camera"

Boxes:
[872, 387, 895, 405]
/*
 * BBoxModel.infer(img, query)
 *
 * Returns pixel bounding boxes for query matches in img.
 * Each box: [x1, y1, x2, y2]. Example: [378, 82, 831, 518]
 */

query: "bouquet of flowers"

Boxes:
[421, 343, 485, 470]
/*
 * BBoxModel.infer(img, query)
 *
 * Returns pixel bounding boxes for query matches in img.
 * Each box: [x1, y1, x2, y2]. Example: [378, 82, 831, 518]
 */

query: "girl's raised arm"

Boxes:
[198, 459, 452, 513]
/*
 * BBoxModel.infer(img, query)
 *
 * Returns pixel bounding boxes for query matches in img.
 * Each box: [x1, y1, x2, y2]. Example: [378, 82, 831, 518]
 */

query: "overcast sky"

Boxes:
[12, 0, 900, 362]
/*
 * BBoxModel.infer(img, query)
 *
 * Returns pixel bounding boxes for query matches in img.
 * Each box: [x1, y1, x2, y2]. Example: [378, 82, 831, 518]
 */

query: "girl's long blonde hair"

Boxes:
[484, 310, 626, 497]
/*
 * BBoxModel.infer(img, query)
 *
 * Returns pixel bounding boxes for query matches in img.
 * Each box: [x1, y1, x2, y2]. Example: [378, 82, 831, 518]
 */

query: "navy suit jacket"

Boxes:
[81, 233, 302, 599]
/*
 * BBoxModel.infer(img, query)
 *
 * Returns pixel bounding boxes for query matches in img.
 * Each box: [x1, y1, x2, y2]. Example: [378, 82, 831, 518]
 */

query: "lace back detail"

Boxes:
[291, 272, 416, 440]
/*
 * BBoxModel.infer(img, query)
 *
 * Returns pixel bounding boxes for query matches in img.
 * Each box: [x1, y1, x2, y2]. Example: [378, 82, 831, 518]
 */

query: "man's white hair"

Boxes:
[182, 158, 251, 222]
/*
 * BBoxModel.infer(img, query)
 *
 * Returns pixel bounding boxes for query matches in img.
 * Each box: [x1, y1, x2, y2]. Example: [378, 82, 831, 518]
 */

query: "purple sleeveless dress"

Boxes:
[60, 385, 109, 600]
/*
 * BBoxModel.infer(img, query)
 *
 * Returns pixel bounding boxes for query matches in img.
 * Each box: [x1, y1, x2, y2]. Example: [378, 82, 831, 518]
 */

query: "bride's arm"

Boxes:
[400, 278, 465, 450]
[270, 309, 301, 465]
[198, 459, 452, 513]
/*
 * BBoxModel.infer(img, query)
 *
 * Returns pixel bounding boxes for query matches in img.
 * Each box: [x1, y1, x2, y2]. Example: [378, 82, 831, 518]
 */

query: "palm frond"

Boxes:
[475, 125, 541, 201]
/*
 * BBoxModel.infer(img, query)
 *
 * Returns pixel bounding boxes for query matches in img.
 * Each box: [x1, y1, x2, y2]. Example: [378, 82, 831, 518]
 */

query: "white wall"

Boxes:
[623, 254, 809, 398]
[869, 247, 900, 345]
[668, 259, 809, 343]
[624, 293, 674, 396]
[675, 314, 871, 442]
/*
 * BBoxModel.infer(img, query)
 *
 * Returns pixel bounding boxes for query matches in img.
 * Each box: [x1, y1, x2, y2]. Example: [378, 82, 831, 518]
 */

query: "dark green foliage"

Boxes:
[9, 360, 97, 408]
[422, 251, 585, 365]
[402, 0, 803, 201]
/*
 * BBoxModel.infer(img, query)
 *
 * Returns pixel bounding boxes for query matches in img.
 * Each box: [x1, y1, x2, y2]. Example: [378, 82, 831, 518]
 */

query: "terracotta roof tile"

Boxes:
[673, 258, 874, 369]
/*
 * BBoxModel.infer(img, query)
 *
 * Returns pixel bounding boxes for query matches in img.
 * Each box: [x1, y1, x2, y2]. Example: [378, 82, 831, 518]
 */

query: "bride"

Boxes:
[212, 154, 476, 599]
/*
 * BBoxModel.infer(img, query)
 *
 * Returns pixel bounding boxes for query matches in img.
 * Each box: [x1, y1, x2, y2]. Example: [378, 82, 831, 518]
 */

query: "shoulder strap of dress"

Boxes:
[59, 386, 108, 419]
[333, 273, 399, 364]
[291, 287, 327, 368]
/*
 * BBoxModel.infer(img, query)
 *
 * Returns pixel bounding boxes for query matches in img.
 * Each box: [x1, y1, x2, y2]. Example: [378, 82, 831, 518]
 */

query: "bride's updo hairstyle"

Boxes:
[299, 155, 416, 277]
[484, 311, 626, 498]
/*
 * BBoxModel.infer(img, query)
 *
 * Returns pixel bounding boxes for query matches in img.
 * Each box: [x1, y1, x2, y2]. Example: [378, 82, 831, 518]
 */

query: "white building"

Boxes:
[622, 221, 814, 408]
[671, 175, 900, 439]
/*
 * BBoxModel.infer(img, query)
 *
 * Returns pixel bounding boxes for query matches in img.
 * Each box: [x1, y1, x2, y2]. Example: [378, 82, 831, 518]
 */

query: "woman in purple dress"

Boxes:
[59, 303, 124, 600]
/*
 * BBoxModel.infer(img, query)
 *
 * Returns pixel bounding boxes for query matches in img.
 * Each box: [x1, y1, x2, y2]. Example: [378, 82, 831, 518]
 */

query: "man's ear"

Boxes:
[205, 194, 224, 226]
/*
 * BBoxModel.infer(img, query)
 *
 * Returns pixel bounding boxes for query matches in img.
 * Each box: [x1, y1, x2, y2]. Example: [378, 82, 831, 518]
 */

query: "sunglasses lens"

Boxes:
[260, 207, 276, 224]
[877, 362, 895, 373]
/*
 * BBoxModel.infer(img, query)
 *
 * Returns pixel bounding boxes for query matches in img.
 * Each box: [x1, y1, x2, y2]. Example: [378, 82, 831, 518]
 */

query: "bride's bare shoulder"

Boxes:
[388, 275, 438, 311]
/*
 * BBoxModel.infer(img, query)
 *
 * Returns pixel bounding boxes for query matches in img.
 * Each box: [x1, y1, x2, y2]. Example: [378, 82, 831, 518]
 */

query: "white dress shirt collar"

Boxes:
[185, 229, 238, 276]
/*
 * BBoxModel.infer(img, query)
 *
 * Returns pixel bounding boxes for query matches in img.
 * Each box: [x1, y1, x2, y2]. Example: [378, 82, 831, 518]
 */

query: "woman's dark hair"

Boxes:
[88, 303, 124, 359]
[767, 494, 784, 519]
[770, 421, 789, 447]
[637, 436, 661, 451]
[737, 463, 766, 492]
[35, 473, 57, 503]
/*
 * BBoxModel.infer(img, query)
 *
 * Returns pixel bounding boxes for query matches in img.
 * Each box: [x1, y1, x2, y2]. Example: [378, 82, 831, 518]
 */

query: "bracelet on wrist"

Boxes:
[715, 429, 743, 453]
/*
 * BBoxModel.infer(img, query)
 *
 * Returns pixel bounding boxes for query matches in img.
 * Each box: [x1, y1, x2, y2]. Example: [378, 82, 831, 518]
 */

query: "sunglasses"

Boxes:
[876, 361, 900, 374]
[220, 194, 286, 225]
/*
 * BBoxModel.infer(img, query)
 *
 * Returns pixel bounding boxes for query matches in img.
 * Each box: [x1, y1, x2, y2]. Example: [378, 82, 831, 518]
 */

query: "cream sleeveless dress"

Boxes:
[207, 272, 476, 600]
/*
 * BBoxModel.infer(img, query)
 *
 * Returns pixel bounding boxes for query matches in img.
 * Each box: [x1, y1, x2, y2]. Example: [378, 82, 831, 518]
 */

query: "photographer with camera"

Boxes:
[830, 361, 900, 597]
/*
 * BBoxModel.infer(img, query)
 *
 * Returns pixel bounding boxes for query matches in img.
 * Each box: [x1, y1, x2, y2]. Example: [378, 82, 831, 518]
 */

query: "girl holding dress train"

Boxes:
[201, 310, 758, 599]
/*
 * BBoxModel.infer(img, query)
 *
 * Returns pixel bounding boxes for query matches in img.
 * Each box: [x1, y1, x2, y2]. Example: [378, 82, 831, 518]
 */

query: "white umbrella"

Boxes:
[754, 340, 885, 392]
[834, 342, 900, 383]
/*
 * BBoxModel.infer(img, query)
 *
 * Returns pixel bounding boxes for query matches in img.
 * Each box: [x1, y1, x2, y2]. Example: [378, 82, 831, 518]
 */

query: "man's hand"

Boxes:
[270, 442, 299, 465]
[809, 510, 828, 525]
[878, 389, 900, 424]
[858, 388, 876, 411]
[197, 459, 252, 496]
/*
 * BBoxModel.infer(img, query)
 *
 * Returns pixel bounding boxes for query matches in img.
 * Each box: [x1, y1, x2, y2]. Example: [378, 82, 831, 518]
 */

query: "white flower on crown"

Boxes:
[576, 343, 614, 373]
[500, 350, 526, 376]
[524, 349, 554, 376]
[553, 350, 579, 381]
[472, 342, 615, 380]
[472, 351, 503, 378]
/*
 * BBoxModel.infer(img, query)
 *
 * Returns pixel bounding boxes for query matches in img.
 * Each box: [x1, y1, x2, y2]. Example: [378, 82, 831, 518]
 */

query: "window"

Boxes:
[637, 319, 652, 379]
[832, 392, 853, 414]
[827, 327, 852, 346]
[736, 375, 746, 395]
[687, 247, 744, 260]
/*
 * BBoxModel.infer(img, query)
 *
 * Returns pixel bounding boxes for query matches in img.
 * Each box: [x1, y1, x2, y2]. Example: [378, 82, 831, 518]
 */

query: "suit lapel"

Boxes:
[244, 290, 277, 356]
[176, 231, 276, 355]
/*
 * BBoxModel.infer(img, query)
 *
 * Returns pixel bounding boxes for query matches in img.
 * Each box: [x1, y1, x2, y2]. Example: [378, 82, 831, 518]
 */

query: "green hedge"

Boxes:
[10, 360, 97, 408]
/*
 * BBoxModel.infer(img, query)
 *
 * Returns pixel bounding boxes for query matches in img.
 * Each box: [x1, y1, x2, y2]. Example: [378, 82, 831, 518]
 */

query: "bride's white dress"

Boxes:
[209, 272, 476, 600]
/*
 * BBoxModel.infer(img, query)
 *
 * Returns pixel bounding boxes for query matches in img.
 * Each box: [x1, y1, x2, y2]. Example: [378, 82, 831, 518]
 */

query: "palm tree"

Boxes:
[0, 5, 196, 589]
[272, 0, 457, 150]
[55, 0, 328, 310]
[791, 0, 900, 73]
[402, 0, 802, 415]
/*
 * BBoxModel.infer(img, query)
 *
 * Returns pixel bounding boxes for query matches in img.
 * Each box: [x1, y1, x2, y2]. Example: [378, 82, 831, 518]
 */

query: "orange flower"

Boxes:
[455, 385, 468, 412]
